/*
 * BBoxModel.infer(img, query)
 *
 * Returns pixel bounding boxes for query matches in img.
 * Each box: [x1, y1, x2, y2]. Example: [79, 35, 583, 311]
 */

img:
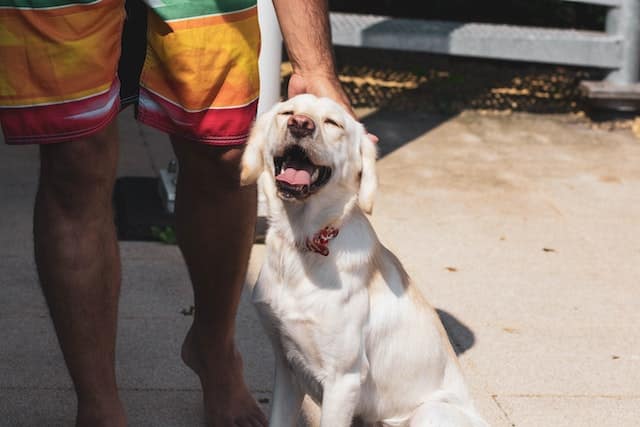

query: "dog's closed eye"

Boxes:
[324, 118, 343, 128]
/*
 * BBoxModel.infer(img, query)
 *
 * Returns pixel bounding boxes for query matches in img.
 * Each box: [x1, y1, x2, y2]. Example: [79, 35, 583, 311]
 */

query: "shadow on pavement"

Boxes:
[326, 46, 611, 159]
[360, 109, 450, 158]
[436, 309, 476, 355]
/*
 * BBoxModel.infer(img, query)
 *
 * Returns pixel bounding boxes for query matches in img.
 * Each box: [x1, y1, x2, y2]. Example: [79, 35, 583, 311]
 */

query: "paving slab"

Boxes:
[0, 190, 36, 258]
[0, 260, 271, 389]
[0, 143, 38, 187]
[118, 257, 194, 319]
[114, 292, 272, 392]
[1, 257, 45, 317]
[470, 393, 512, 427]
[0, 388, 205, 427]
[0, 317, 72, 389]
[496, 396, 640, 427]
[0, 389, 77, 427]
[119, 241, 184, 262]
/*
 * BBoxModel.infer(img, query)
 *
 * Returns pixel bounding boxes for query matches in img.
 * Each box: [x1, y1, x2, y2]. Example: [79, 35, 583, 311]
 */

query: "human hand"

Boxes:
[287, 72, 379, 143]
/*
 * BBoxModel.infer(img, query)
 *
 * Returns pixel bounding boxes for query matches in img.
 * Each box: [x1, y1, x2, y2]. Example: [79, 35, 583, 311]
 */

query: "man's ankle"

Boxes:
[76, 395, 126, 427]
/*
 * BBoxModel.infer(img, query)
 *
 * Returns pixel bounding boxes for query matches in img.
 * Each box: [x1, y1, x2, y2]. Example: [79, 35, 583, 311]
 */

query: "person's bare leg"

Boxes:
[33, 122, 125, 427]
[171, 138, 267, 427]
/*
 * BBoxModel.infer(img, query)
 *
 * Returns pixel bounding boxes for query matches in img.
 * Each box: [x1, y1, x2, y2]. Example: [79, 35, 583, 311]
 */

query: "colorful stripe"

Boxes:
[1, 80, 120, 144]
[0, 0, 99, 9]
[138, 87, 257, 145]
[144, 0, 256, 21]
[163, 6, 256, 30]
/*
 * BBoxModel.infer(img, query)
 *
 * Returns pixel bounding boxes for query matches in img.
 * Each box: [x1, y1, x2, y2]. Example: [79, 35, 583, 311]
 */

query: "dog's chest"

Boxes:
[254, 284, 329, 401]
[253, 262, 366, 400]
[277, 318, 326, 402]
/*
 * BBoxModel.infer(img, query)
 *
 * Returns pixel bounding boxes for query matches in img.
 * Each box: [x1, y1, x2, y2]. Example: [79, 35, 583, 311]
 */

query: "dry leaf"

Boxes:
[632, 117, 640, 139]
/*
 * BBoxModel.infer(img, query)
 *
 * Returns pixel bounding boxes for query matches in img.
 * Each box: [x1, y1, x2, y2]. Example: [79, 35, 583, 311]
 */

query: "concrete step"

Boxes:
[562, 0, 621, 6]
[330, 12, 623, 68]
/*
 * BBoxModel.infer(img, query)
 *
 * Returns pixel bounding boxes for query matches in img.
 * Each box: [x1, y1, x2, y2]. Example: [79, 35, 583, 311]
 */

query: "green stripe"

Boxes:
[151, 0, 256, 21]
[0, 0, 98, 8]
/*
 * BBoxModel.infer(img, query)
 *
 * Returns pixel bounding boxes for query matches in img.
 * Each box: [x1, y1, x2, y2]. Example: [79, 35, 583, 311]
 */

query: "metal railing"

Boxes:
[329, 0, 640, 109]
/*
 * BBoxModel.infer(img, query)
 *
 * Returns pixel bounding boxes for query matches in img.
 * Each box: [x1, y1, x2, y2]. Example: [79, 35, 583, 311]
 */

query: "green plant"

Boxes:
[150, 226, 177, 244]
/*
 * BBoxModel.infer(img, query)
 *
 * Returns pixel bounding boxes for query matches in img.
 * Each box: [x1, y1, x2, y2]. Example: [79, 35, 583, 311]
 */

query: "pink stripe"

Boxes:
[0, 81, 120, 145]
[137, 88, 258, 145]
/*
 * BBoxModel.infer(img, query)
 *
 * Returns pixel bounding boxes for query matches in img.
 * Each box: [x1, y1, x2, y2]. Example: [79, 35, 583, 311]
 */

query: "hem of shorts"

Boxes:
[137, 114, 249, 146]
[3, 103, 120, 145]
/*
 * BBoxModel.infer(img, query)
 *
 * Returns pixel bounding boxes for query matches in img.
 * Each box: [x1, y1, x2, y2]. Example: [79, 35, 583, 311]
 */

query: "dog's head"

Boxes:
[241, 94, 377, 213]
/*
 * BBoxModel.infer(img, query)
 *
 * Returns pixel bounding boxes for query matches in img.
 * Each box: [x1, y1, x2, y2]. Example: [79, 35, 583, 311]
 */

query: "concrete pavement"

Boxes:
[1, 106, 639, 426]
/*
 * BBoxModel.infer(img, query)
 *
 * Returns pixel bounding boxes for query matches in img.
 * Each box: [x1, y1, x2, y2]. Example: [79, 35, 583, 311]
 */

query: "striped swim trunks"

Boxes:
[0, 0, 261, 145]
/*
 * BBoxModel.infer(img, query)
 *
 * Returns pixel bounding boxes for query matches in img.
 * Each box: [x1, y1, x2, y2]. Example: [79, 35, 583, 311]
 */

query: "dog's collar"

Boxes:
[303, 226, 339, 256]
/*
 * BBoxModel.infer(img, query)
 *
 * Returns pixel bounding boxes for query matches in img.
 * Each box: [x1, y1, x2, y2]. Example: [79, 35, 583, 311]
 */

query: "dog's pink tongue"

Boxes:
[276, 167, 311, 186]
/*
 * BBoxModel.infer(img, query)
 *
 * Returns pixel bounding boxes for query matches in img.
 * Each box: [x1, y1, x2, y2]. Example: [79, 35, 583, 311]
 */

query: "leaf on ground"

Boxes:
[632, 117, 640, 139]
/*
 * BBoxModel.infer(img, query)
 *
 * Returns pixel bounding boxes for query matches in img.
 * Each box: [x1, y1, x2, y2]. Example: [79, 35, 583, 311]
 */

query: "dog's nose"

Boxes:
[287, 114, 315, 138]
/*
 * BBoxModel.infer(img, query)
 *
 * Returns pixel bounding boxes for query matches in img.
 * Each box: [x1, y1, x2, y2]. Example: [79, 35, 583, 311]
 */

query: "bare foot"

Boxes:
[182, 327, 268, 427]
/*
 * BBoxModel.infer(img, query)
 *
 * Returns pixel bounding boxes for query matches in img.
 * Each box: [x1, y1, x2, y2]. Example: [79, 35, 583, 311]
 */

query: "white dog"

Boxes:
[240, 94, 489, 427]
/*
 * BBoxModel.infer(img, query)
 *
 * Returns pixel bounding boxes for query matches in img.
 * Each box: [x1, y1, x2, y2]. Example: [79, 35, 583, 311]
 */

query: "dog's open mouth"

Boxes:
[274, 145, 331, 200]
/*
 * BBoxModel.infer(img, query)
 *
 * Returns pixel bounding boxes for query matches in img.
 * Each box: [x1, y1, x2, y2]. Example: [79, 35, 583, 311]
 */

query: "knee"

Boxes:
[211, 148, 245, 187]
[38, 128, 118, 210]
[172, 139, 248, 191]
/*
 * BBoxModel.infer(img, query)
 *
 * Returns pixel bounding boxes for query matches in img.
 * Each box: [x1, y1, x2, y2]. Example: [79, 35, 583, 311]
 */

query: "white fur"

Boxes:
[241, 94, 489, 427]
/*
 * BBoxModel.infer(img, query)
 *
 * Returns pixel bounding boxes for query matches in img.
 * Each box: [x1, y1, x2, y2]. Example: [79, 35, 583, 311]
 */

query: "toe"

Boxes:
[239, 407, 267, 427]
[234, 418, 254, 427]
[252, 411, 268, 427]
[246, 416, 266, 427]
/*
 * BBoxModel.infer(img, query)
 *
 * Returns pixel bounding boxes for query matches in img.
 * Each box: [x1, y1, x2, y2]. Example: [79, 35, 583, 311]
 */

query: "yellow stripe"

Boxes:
[0, 83, 112, 108]
[141, 12, 260, 111]
[0, 0, 124, 106]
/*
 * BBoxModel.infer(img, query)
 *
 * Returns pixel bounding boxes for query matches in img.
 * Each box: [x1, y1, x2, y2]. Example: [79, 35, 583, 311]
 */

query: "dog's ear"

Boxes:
[358, 129, 378, 214]
[240, 108, 275, 186]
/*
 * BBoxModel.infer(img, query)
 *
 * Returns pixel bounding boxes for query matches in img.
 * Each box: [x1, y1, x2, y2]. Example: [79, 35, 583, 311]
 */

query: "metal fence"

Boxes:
[329, 0, 640, 109]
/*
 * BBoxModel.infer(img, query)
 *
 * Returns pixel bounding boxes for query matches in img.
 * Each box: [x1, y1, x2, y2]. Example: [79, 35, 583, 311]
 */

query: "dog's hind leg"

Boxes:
[409, 401, 489, 427]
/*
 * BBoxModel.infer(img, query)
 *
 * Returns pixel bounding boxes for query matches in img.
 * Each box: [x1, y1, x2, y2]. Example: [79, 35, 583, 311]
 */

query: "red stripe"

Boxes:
[137, 88, 258, 146]
[0, 81, 120, 144]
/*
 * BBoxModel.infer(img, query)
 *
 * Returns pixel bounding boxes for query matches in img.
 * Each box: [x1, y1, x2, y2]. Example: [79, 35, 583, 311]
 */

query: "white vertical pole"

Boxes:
[256, 0, 282, 218]
[257, 0, 283, 115]
[605, 0, 640, 86]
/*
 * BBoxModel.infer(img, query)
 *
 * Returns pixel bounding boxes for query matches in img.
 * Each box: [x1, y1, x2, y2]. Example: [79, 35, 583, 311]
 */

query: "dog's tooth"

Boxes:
[311, 169, 319, 182]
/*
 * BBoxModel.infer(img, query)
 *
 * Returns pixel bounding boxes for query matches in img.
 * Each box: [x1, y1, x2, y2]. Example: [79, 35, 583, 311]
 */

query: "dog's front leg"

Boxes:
[319, 372, 361, 427]
[269, 352, 304, 427]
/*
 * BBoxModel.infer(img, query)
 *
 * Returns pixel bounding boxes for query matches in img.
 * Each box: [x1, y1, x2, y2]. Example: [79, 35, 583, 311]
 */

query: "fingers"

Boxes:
[366, 131, 379, 144]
